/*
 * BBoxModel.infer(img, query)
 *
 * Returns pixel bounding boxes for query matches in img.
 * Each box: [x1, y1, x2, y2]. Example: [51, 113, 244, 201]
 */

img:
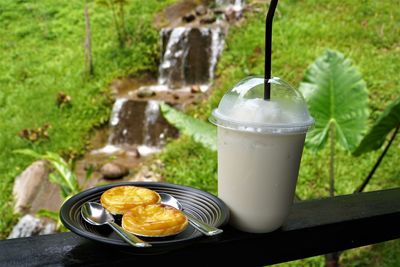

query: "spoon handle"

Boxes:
[107, 221, 151, 247]
[184, 212, 223, 236]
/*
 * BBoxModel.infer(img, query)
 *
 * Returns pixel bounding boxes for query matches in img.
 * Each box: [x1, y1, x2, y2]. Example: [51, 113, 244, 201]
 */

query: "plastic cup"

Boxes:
[209, 77, 314, 233]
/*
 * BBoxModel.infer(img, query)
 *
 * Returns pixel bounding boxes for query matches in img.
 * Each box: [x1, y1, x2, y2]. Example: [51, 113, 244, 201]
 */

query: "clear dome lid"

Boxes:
[209, 76, 314, 134]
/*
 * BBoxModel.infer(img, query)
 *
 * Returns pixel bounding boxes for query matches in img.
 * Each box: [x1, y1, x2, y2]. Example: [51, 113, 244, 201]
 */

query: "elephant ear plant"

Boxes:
[352, 97, 400, 192]
[299, 49, 369, 197]
[160, 103, 217, 151]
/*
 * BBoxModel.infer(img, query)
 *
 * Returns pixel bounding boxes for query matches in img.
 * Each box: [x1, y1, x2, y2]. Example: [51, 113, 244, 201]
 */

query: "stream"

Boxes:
[76, 0, 245, 188]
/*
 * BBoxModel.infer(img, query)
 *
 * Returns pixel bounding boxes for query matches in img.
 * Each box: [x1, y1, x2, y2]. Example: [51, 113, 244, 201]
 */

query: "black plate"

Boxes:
[60, 182, 229, 250]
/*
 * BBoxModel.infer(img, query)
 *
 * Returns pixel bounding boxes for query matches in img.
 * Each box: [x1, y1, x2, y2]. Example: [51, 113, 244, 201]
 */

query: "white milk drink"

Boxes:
[210, 77, 314, 233]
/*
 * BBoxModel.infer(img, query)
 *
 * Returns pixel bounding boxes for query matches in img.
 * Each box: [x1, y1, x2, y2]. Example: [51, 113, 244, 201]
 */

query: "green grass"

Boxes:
[161, 0, 400, 265]
[0, 0, 175, 238]
[160, 136, 218, 195]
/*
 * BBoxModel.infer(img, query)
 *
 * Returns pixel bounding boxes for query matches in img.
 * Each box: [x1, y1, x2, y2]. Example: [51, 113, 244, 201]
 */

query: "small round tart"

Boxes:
[100, 186, 160, 215]
[122, 204, 188, 237]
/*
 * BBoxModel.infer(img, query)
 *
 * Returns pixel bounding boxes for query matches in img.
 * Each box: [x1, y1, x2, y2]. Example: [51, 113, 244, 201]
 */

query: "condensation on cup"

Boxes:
[209, 77, 314, 233]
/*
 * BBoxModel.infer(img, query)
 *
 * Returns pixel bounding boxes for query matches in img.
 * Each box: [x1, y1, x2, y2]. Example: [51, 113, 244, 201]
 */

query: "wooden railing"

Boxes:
[1, 188, 399, 266]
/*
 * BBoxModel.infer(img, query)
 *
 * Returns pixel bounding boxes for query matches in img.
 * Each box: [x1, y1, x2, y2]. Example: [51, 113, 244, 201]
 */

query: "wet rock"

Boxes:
[8, 214, 56, 239]
[129, 160, 164, 182]
[100, 162, 129, 180]
[213, 8, 225, 15]
[109, 100, 178, 147]
[191, 85, 201, 93]
[159, 27, 224, 88]
[13, 160, 62, 214]
[195, 5, 208, 16]
[182, 13, 195, 23]
[125, 147, 141, 158]
[137, 88, 156, 98]
[224, 7, 240, 22]
[200, 14, 216, 24]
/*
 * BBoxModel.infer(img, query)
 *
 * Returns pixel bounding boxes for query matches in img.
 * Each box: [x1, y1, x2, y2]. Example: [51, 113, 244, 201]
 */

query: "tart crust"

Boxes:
[122, 204, 188, 237]
[100, 186, 160, 215]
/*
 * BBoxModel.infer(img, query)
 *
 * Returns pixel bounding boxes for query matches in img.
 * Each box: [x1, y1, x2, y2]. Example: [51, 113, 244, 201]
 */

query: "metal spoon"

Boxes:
[159, 193, 223, 236]
[81, 202, 151, 248]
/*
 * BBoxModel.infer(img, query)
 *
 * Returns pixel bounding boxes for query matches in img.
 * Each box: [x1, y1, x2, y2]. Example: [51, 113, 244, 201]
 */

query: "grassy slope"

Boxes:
[161, 0, 400, 265]
[0, 0, 175, 238]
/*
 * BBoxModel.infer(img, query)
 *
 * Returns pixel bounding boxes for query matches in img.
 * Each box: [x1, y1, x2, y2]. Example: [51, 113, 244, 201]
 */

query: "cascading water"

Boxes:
[208, 27, 225, 82]
[138, 100, 167, 156]
[216, 0, 245, 21]
[158, 27, 189, 87]
[216, 0, 245, 9]
[92, 99, 177, 156]
[157, 26, 225, 90]
[92, 1, 244, 160]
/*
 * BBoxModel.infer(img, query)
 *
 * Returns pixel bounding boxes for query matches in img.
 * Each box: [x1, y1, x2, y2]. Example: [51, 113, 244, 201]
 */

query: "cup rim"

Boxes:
[209, 109, 315, 135]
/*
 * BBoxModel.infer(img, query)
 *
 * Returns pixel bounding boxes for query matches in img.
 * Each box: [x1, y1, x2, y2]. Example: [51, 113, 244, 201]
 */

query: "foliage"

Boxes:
[14, 149, 87, 230]
[160, 136, 217, 195]
[160, 0, 400, 266]
[0, 0, 176, 238]
[353, 97, 400, 156]
[299, 49, 369, 152]
[160, 103, 217, 151]
[14, 149, 81, 199]
[298, 49, 369, 201]
[96, 0, 129, 47]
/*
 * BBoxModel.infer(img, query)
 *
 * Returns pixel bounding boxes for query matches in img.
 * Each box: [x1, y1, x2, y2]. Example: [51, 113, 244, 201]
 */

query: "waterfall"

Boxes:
[157, 26, 225, 90]
[138, 100, 162, 156]
[216, 0, 245, 20]
[159, 27, 189, 87]
[110, 97, 128, 126]
[92, 0, 240, 158]
[93, 99, 175, 156]
[209, 27, 225, 81]
[216, 0, 245, 9]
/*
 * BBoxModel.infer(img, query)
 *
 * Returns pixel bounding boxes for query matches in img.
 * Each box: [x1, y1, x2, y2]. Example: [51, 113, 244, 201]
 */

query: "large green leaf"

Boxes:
[353, 97, 400, 156]
[299, 49, 369, 152]
[160, 103, 217, 151]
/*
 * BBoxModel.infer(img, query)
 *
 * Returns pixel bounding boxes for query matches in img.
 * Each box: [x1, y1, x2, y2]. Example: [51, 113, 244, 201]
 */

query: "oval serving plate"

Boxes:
[60, 182, 229, 249]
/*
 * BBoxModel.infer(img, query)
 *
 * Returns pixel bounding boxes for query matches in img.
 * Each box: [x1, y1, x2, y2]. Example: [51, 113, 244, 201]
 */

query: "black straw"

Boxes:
[264, 0, 278, 100]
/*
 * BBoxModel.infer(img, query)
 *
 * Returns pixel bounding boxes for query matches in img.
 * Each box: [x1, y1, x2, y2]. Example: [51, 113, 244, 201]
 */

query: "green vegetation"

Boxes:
[1, 0, 399, 264]
[0, 0, 175, 238]
[160, 103, 217, 151]
[299, 49, 369, 200]
[15, 149, 86, 230]
[160, 136, 218, 195]
[354, 97, 400, 156]
[161, 0, 400, 265]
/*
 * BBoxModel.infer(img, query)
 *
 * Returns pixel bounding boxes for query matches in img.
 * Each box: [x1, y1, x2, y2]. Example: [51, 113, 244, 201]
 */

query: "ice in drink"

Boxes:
[210, 77, 314, 233]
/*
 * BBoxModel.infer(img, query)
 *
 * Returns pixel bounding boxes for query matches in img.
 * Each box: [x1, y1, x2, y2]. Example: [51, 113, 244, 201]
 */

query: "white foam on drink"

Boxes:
[212, 77, 313, 133]
[216, 95, 311, 133]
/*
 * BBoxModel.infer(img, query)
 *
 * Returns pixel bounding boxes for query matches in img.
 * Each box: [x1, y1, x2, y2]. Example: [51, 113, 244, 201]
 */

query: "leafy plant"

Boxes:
[97, 0, 129, 48]
[14, 149, 93, 230]
[353, 97, 400, 156]
[299, 49, 369, 196]
[160, 103, 217, 151]
[353, 97, 400, 192]
[14, 149, 81, 199]
[299, 49, 371, 266]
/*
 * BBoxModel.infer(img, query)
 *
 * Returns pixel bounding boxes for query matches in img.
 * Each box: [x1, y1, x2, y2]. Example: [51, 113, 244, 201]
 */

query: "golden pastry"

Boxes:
[100, 186, 160, 215]
[122, 204, 189, 237]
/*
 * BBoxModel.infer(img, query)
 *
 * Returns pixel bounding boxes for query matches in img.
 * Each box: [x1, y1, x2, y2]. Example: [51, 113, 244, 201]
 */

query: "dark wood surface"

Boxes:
[1, 188, 400, 266]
